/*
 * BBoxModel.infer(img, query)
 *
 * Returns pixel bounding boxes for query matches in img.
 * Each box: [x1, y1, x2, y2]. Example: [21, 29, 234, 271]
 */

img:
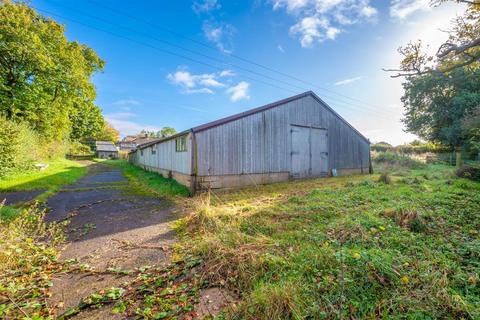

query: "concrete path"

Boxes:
[45, 162, 178, 318]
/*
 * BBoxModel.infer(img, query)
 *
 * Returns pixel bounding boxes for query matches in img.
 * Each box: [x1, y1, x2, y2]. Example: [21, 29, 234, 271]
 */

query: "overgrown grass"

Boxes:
[0, 158, 87, 192]
[0, 205, 21, 221]
[177, 164, 480, 318]
[99, 159, 190, 198]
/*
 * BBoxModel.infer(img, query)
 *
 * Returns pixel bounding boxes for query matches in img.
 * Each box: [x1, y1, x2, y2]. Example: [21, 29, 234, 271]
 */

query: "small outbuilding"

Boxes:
[95, 141, 119, 159]
[128, 91, 371, 192]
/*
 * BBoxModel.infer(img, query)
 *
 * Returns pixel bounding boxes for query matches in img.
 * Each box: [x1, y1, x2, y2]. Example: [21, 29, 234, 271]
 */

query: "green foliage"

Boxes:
[456, 164, 480, 182]
[139, 127, 178, 139]
[0, 117, 39, 177]
[178, 164, 480, 318]
[60, 258, 202, 319]
[462, 106, 480, 153]
[371, 141, 450, 154]
[69, 102, 105, 142]
[373, 152, 425, 169]
[68, 141, 93, 156]
[0, 204, 65, 319]
[402, 67, 480, 149]
[0, 205, 21, 221]
[95, 123, 120, 142]
[0, 1, 105, 142]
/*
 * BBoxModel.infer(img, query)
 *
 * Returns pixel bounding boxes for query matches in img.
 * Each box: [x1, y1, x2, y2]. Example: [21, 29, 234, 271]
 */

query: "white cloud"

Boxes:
[290, 16, 341, 47]
[112, 99, 140, 106]
[104, 112, 159, 137]
[389, 0, 430, 20]
[167, 68, 236, 95]
[278, 44, 285, 53]
[192, 0, 220, 14]
[226, 81, 250, 102]
[219, 69, 235, 77]
[273, 0, 378, 47]
[334, 76, 363, 85]
[203, 21, 235, 53]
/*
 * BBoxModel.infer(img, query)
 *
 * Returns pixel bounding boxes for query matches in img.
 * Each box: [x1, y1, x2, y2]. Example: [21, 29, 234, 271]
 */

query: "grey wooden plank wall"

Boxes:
[130, 134, 192, 174]
[195, 95, 369, 176]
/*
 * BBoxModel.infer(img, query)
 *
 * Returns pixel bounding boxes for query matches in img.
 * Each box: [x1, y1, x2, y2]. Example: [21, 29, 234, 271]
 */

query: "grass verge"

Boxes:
[176, 164, 480, 318]
[98, 159, 190, 198]
[0, 159, 87, 192]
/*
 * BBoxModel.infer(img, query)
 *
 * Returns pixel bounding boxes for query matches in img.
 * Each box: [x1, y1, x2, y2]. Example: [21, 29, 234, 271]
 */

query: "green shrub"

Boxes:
[373, 152, 425, 169]
[68, 141, 93, 156]
[0, 118, 39, 177]
[456, 165, 480, 182]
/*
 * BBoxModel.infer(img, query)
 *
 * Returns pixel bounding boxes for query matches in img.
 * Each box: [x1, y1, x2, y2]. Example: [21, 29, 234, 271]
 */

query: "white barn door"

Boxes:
[291, 125, 328, 178]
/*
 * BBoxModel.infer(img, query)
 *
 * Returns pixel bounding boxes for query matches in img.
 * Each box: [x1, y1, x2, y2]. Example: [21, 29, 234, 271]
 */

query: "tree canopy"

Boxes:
[402, 67, 480, 149]
[0, 1, 106, 142]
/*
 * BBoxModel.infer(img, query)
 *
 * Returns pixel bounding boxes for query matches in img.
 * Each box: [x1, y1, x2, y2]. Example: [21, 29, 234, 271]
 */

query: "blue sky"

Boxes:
[31, 0, 466, 145]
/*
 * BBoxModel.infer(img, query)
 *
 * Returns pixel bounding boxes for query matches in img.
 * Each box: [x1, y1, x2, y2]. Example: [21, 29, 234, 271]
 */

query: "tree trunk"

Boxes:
[455, 149, 463, 168]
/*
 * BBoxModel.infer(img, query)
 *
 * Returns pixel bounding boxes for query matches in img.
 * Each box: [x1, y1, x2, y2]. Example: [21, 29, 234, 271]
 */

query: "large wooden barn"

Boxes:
[128, 91, 371, 192]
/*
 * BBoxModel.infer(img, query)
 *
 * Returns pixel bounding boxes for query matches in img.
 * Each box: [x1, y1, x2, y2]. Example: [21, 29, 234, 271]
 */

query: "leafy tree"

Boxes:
[401, 67, 480, 152]
[0, 1, 105, 141]
[462, 106, 480, 154]
[96, 123, 120, 142]
[69, 102, 106, 142]
[158, 127, 176, 138]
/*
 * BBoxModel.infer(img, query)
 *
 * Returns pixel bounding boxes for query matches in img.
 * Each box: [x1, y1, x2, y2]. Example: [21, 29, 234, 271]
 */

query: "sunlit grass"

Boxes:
[177, 164, 480, 318]
[0, 158, 87, 192]
[99, 159, 190, 198]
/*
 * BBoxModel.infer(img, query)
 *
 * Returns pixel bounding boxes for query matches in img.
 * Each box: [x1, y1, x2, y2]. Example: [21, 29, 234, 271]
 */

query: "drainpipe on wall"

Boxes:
[190, 129, 197, 195]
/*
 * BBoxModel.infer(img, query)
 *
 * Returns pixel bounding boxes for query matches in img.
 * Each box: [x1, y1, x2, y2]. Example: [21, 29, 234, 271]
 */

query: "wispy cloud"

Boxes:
[112, 99, 140, 106]
[192, 0, 220, 14]
[167, 67, 235, 95]
[202, 21, 236, 53]
[389, 0, 430, 20]
[334, 76, 363, 86]
[277, 45, 285, 53]
[272, 0, 378, 47]
[226, 81, 250, 102]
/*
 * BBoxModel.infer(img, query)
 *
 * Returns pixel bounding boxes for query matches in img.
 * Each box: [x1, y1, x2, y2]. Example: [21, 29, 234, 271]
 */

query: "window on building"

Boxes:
[151, 147, 156, 155]
[140, 150, 143, 156]
[176, 136, 187, 152]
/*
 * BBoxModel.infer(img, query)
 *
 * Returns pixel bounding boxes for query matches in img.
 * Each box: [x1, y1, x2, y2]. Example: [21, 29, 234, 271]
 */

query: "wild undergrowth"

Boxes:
[176, 164, 480, 319]
[0, 204, 66, 318]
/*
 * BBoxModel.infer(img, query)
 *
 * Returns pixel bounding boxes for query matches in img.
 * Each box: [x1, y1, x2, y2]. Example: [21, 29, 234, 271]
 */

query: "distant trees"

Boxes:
[96, 123, 120, 142]
[138, 127, 177, 139]
[0, 1, 106, 143]
[386, 1, 480, 163]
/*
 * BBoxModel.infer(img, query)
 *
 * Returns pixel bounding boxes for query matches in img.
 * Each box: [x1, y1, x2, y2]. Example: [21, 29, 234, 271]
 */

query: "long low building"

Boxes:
[128, 91, 371, 192]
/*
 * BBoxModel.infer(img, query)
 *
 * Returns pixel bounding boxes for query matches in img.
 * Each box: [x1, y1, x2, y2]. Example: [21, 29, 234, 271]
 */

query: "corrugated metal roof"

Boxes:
[133, 91, 370, 152]
[96, 141, 118, 152]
